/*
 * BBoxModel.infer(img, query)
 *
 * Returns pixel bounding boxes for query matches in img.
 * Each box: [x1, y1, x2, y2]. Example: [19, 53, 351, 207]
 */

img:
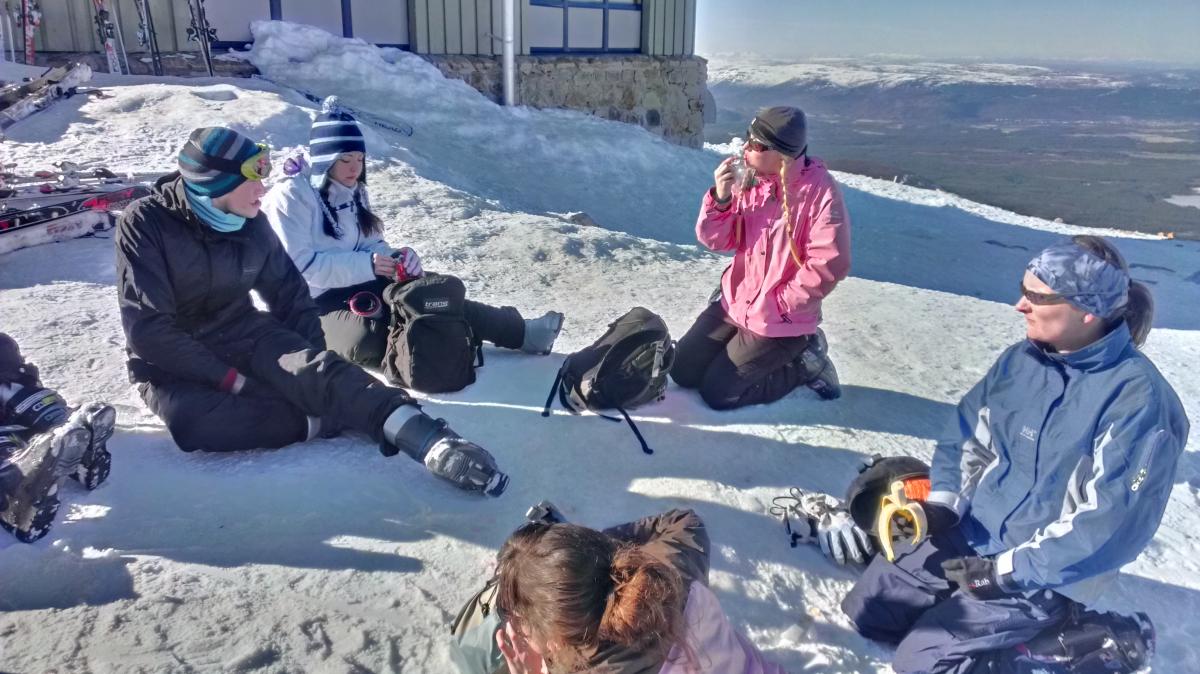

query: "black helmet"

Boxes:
[845, 454, 930, 536]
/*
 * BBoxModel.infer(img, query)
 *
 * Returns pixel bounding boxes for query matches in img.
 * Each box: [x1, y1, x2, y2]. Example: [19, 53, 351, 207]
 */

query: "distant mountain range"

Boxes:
[704, 57, 1200, 238]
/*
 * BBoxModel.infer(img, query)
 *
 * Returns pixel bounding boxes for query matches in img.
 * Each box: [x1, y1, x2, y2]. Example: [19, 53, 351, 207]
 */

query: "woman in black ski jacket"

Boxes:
[113, 126, 509, 496]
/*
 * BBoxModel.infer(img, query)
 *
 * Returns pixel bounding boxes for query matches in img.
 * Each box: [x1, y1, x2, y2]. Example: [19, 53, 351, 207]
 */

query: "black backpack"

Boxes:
[541, 307, 675, 454]
[381, 274, 482, 393]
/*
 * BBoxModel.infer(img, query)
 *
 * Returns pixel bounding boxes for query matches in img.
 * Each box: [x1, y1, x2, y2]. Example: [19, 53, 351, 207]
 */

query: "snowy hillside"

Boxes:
[2, 23, 1199, 673]
[704, 56, 1135, 90]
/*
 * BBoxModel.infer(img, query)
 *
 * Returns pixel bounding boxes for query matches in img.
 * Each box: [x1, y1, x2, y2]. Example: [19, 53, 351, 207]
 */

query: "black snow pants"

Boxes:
[670, 300, 818, 410]
[841, 528, 1073, 674]
[314, 277, 526, 368]
[138, 312, 412, 452]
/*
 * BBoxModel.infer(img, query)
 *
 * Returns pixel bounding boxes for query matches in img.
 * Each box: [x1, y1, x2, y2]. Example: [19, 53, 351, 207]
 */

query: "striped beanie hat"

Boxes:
[309, 96, 365, 187]
[177, 127, 261, 198]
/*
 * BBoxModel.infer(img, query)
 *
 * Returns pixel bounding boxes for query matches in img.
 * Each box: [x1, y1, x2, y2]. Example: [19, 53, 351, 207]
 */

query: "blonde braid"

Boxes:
[781, 158, 805, 268]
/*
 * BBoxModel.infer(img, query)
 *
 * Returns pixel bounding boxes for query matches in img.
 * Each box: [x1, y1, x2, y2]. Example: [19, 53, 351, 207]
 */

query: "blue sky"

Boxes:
[694, 0, 1200, 65]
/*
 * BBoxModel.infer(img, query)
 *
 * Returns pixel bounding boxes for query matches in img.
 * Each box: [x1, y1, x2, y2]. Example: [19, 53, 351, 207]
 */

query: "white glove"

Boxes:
[772, 489, 874, 565]
[392, 247, 423, 279]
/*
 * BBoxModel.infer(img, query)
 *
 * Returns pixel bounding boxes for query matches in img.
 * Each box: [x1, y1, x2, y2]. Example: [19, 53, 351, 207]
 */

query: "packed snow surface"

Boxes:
[2, 22, 1199, 673]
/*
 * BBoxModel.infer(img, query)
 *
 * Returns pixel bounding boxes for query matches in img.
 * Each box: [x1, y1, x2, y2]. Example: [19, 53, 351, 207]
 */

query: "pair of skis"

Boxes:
[91, 0, 126, 75]
[1, 169, 150, 257]
[252, 75, 416, 138]
[133, 0, 163, 76]
[184, 0, 215, 77]
[0, 62, 92, 135]
[14, 0, 39, 66]
[88, 1, 181, 78]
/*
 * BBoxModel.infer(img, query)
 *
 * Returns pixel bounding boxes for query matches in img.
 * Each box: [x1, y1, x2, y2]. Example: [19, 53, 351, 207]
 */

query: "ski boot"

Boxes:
[381, 413, 508, 497]
[2, 384, 70, 432]
[0, 423, 88, 543]
[1014, 608, 1155, 673]
[800, 329, 842, 400]
[521, 311, 565, 355]
[67, 403, 116, 490]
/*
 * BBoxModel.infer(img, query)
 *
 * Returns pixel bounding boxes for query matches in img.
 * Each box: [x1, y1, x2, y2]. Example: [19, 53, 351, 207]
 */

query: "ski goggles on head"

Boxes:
[239, 143, 273, 181]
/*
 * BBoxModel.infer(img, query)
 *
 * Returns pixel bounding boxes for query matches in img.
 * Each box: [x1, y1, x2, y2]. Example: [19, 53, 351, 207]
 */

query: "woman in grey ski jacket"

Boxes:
[842, 235, 1189, 674]
[260, 97, 562, 369]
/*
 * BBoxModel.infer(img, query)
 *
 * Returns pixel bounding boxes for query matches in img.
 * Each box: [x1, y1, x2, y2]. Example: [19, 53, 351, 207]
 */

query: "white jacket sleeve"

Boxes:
[261, 179, 377, 292]
[365, 233, 394, 256]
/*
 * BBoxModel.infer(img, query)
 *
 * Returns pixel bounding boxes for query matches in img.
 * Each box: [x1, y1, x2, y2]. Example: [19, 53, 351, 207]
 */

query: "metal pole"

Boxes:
[502, 0, 516, 106]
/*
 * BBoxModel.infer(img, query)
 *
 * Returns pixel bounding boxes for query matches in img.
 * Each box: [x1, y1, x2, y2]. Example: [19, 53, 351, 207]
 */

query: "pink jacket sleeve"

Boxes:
[695, 187, 740, 252]
[776, 183, 850, 310]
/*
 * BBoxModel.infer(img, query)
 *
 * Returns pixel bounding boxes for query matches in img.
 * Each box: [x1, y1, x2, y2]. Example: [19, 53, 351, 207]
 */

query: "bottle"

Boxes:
[730, 154, 755, 195]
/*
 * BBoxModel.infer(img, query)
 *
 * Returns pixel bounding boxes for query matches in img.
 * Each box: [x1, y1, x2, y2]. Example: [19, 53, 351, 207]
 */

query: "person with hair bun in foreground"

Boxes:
[490, 509, 787, 674]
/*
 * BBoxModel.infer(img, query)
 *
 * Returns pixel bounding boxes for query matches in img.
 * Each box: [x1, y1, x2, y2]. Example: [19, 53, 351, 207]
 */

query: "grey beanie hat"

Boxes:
[748, 106, 808, 158]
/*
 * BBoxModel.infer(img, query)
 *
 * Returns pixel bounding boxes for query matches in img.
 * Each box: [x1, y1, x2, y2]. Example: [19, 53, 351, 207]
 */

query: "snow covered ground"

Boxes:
[2, 23, 1199, 672]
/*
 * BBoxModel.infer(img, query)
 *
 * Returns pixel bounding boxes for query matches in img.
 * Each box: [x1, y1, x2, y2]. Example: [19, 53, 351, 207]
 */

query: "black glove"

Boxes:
[941, 556, 1011, 600]
[925, 503, 961, 533]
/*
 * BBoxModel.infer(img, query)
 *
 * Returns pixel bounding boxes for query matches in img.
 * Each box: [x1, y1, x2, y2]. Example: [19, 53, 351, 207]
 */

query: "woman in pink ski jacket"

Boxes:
[672, 106, 851, 410]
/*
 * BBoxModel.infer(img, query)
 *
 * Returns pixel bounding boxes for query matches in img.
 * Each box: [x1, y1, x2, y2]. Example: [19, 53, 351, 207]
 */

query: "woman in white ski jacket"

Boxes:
[261, 98, 563, 368]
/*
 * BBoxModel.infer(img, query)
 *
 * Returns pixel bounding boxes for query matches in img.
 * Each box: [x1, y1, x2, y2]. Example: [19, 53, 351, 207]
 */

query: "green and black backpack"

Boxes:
[541, 307, 675, 454]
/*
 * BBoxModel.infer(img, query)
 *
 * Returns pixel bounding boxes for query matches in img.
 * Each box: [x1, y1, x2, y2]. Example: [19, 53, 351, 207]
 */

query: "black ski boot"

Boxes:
[1011, 609, 1155, 673]
[800, 329, 842, 400]
[3, 384, 70, 432]
[67, 403, 116, 490]
[0, 424, 88, 543]
[381, 413, 508, 497]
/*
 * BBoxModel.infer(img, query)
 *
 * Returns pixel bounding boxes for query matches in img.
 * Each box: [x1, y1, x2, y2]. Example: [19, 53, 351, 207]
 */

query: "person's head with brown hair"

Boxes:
[1018, 235, 1153, 352]
[1068, 235, 1155, 347]
[495, 522, 686, 671]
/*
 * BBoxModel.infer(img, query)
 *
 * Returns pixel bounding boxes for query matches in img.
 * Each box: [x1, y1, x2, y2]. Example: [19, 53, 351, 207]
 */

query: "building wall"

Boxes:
[14, 1, 705, 146]
[428, 54, 706, 147]
[641, 0, 694, 56]
[19, 1, 695, 58]
[409, 0, 518, 55]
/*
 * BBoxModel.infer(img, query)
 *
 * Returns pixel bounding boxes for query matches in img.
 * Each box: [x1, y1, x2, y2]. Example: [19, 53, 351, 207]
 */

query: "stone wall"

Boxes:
[426, 55, 707, 148]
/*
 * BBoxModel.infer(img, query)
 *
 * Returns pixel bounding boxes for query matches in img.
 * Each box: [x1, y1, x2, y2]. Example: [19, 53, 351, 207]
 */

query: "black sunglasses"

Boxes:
[1019, 282, 1084, 306]
[744, 129, 773, 153]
